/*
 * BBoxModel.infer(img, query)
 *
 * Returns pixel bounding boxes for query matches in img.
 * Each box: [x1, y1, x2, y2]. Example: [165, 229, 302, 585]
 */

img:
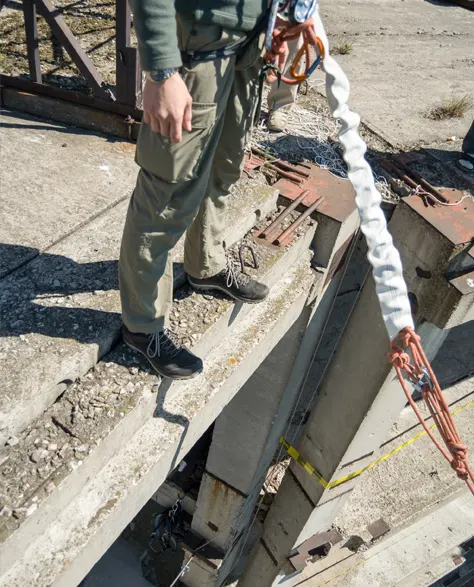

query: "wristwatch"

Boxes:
[146, 68, 180, 83]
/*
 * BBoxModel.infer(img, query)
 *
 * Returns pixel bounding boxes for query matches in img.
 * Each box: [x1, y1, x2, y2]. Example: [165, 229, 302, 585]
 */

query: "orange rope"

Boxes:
[388, 327, 474, 495]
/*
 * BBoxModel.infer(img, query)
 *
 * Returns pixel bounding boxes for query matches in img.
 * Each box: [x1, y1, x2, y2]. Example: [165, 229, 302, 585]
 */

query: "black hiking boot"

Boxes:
[122, 326, 203, 380]
[188, 254, 269, 304]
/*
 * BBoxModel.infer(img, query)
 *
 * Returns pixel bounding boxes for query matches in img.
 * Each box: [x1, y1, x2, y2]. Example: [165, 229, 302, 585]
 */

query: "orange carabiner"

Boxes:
[289, 36, 325, 83]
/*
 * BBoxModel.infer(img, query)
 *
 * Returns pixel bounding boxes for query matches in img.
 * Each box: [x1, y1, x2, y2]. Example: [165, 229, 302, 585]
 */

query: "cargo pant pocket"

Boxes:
[136, 102, 217, 184]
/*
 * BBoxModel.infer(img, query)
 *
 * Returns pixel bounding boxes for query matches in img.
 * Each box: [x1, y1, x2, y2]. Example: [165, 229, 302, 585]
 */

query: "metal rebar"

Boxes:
[258, 190, 311, 243]
[381, 160, 419, 191]
[265, 163, 305, 183]
[251, 146, 311, 178]
[392, 155, 449, 203]
[276, 195, 325, 247]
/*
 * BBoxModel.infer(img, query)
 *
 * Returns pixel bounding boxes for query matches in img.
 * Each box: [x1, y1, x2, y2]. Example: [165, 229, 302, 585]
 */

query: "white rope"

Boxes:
[314, 11, 414, 339]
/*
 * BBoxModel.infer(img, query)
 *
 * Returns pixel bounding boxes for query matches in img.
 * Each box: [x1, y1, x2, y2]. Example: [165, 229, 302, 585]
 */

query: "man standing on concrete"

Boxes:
[119, 1, 273, 380]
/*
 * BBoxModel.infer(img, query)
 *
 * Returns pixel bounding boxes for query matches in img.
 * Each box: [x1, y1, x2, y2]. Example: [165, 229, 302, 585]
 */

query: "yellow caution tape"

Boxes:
[280, 397, 474, 490]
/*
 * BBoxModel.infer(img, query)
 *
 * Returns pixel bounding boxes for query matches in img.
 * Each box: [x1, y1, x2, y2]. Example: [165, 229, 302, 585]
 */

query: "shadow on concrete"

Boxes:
[0, 243, 121, 341]
[154, 379, 190, 472]
[0, 244, 185, 380]
[0, 109, 126, 144]
[433, 320, 474, 388]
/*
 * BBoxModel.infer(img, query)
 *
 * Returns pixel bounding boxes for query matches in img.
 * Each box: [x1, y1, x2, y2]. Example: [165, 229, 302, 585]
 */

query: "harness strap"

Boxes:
[181, 13, 269, 64]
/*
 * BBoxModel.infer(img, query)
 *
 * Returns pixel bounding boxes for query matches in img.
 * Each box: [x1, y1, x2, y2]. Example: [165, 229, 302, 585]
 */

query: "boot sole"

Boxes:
[122, 337, 203, 381]
[188, 279, 268, 305]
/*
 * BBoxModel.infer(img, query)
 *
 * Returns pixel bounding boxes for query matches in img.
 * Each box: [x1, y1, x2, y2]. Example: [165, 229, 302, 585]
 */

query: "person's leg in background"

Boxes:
[459, 119, 474, 172]
[184, 34, 270, 303]
[266, 35, 302, 132]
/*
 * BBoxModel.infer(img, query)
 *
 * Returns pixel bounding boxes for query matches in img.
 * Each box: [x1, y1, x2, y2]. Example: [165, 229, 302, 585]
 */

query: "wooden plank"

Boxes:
[33, 0, 115, 101]
[115, 0, 141, 106]
[23, 0, 42, 83]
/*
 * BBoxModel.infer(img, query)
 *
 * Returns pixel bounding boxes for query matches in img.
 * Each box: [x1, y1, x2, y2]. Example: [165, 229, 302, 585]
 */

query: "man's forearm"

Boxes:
[130, 0, 182, 72]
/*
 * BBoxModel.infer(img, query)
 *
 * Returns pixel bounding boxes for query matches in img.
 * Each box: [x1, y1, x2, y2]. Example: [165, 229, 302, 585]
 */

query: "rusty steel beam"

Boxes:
[391, 154, 449, 204]
[275, 195, 324, 247]
[251, 146, 311, 178]
[258, 190, 311, 244]
[23, 0, 42, 83]
[381, 160, 419, 191]
[33, 0, 115, 101]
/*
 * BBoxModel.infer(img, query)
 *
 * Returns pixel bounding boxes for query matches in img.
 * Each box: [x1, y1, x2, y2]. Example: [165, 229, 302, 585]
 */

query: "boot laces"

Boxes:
[147, 330, 181, 359]
[224, 244, 259, 289]
[224, 259, 251, 288]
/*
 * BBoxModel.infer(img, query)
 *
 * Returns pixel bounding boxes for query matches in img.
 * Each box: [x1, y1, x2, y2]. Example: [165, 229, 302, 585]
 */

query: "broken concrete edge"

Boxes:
[0, 180, 279, 445]
[0, 260, 315, 587]
[0, 222, 316, 569]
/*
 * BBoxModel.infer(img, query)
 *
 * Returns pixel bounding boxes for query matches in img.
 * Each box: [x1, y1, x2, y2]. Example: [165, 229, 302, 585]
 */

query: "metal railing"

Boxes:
[0, 0, 142, 116]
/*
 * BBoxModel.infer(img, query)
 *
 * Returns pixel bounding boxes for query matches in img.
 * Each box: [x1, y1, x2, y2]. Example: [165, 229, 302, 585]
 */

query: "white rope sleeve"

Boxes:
[313, 10, 414, 340]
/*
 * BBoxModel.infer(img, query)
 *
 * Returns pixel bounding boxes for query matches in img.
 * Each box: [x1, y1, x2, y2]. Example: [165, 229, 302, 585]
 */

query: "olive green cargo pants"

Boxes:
[119, 20, 264, 334]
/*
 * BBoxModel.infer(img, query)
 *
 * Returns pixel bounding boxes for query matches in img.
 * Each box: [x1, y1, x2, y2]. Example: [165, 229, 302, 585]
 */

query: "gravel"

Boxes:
[0, 211, 314, 543]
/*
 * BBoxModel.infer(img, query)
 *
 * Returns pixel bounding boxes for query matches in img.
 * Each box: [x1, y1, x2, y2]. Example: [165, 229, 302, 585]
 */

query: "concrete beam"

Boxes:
[183, 199, 361, 586]
[0, 256, 315, 587]
[239, 274, 456, 587]
[0, 175, 278, 444]
[238, 193, 474, 587]
[390, 197, 474, 329]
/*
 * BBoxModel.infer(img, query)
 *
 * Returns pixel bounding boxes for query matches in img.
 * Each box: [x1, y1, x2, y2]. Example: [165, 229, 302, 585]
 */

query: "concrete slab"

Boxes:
[332, 377, 474, 540]
[318, 0, 474, 147]
[0, 110, 137, 277]
[0, 215, 314, 579]
[294, 491, 474, 587]
[0, 177, 278, 444]
[0, 258, 314, 587]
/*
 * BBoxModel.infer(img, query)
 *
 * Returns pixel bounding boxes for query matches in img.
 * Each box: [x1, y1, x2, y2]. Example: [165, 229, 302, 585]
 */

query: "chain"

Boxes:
[148, 494, 184, 554]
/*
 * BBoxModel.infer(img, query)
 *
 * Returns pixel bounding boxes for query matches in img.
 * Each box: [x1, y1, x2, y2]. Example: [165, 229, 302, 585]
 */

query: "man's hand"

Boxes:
[143, 73, 193, 143]
[267, 38, 289, 84]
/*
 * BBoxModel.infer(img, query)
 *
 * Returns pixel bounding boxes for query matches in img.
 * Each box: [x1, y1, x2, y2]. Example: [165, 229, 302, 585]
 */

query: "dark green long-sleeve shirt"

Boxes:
[130, 0, 269, 72]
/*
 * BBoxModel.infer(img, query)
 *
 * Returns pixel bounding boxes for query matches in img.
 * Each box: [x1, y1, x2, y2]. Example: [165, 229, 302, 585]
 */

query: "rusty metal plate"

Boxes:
[244, 153, 265, 172]
[275, 164, 356, 224]
[449, 271, 474, 296]
[289, 529, 343, 571]
[404, 189, 474, 245]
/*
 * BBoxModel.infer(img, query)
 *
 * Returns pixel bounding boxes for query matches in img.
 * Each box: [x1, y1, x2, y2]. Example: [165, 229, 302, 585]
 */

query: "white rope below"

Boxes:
[312, 10, 414, 339]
